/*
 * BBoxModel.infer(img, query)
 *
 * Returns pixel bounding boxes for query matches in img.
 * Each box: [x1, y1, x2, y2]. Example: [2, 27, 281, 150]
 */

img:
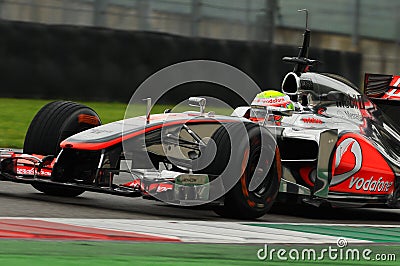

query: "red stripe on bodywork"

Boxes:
[61, 119, 237, 150]
[0, 219, 180, 242]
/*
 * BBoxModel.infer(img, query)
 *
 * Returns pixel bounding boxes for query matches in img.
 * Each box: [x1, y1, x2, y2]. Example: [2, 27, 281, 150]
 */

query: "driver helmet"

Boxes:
[250, 90, 294, 124]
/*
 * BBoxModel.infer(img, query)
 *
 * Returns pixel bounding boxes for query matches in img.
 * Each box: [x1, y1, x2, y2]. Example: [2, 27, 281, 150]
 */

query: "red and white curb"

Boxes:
[0, 218, 372, 244]
[0, 218, 180, 242]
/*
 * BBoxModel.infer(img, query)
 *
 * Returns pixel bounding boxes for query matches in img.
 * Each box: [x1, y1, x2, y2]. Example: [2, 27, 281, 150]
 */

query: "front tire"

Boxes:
[24, 101, 101, 197]
[201, 123, 281, 219]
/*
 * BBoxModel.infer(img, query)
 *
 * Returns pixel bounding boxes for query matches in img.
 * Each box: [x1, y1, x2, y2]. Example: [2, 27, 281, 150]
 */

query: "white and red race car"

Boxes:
[1, 27, 400, 219]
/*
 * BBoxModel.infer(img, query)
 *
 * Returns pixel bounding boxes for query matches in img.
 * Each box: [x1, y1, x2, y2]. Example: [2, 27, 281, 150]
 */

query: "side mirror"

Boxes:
[188, 97, 206, 116]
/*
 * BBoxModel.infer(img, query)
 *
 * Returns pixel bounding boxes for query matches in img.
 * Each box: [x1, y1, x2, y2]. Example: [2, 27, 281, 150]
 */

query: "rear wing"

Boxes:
[364, 73, 400, 99]
[364, 73, 400, 125]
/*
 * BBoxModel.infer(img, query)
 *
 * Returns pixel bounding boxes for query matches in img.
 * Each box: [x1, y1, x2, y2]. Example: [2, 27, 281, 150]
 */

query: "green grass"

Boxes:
[0, 98, 233, 148]
[0, 98, 130, 148]
[0, 98, 176, 148]
[0, 240, 397, 266]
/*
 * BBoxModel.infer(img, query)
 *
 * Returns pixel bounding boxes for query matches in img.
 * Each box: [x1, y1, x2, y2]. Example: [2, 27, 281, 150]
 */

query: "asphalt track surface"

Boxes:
[0, 182, 399, 224]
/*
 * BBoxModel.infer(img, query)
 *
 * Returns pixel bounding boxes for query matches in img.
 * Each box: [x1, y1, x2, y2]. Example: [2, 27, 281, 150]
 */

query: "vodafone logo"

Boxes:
[331, 138, 362, 186]
[252, 97, 287, 105]
[349, 176, 393, 192]
[330, 134, 395, 194]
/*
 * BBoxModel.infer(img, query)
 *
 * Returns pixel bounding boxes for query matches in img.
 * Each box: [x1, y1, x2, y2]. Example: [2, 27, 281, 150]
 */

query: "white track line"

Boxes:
[30, 218, 371, 244]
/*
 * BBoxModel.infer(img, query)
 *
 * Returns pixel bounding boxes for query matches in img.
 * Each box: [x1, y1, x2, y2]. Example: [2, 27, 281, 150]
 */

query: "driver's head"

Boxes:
[250, 90, 294, 123]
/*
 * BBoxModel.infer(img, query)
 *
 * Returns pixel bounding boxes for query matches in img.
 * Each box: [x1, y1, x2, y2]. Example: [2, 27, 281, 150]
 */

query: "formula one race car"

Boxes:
[1, 21, 400, 219]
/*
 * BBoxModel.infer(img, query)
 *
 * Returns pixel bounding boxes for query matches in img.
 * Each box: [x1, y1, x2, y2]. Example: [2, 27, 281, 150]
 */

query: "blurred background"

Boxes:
[0, 0, 398, 104]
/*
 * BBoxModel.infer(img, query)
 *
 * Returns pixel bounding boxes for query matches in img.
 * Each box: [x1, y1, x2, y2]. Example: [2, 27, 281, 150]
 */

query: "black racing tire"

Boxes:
[23, 101, 101, 197]
[201, 123, 281, 219]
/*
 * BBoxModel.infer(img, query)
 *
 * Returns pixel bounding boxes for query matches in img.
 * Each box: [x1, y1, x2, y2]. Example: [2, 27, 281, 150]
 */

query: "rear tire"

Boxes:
[24, 101, 101, 197]
[201, 123, 281, 219]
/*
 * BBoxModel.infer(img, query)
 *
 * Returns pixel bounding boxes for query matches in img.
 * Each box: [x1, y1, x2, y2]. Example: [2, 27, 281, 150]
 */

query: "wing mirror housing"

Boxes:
[188, 97, 206, 116]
